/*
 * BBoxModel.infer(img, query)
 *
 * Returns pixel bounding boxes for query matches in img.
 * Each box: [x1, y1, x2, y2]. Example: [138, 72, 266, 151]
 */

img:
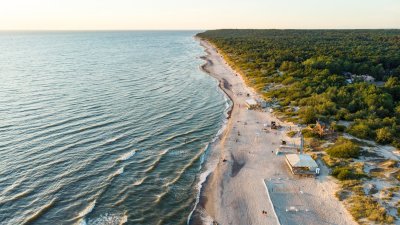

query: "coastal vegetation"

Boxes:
[197, 30, 400, 146]
[198, 29, 400, 224]
[326, 137, 360, 159]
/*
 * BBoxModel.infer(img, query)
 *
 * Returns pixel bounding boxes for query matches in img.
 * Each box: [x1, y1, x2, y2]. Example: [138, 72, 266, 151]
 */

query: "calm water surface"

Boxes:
[0, 31, 226, 225]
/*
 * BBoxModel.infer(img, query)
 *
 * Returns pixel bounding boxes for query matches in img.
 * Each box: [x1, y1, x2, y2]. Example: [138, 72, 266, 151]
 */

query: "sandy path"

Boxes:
[192, 38, 356, 225]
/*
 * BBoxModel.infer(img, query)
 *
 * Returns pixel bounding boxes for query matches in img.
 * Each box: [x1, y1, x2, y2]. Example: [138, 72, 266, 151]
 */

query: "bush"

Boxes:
[332, 167, 353, 180]
[375, 127, 393, 144]
[391, 139, 400, 149]
[333, 124, 346, 132]
[348, 195, 394, 223]
[347, 122, 373, 139]
[331, 166, 366, 180]
[326, 137, 360, 158]
[301, 128, 318, 138]
[298, 107, 317, 124]
[286, 130, 297, 137]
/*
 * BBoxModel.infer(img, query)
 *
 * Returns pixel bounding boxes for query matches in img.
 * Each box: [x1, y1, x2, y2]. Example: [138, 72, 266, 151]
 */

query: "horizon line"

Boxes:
[1, 28, 400, 32]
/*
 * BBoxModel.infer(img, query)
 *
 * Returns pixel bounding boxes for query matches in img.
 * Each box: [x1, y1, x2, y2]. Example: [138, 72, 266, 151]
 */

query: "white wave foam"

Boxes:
[113, 167, 124, 177]
[107, 167, 125, 181]
[187, 80, 232, 225]
[107, 169, 123, 182]
[85, 212, 128, 225]
[117, 150, 136, 162]
[119, 215, 128, 225]
[133, 177, 146, 186]
[75, 200, 96, 225]
[78, 200, 96, 218]
[107, 137, 117, 143]
[186, 152, 214, 225]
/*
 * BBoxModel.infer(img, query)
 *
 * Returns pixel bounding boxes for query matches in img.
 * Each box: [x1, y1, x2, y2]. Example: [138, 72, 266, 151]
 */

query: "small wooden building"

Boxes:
[285, 154, 319, 175]
[245, 99, 258, 110]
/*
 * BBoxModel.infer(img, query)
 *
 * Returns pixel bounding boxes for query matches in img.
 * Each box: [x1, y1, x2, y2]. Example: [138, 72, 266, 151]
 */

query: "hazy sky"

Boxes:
[0, 0, 399, 30]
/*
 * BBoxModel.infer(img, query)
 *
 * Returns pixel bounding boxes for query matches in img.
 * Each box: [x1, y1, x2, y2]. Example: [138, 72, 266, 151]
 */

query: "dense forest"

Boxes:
[197, 30, 400, 146]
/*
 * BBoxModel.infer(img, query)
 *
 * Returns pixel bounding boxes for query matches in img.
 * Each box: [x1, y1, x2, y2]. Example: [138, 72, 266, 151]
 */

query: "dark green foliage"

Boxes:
[326, 137, 360, 158]
[331, 166, 367, 180]
[298, 107, 317, 124]
[375, 127, 394, 144]
[347, 122, 373, 139]
[301, 128, 318, 138]
[331, 123, 346, 132]
[197, 30, 400, 144]
[286, 131, 297, 137]
[332, 167, 354, 180]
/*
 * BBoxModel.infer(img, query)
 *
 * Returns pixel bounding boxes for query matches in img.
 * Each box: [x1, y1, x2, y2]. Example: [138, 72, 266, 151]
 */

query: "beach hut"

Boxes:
[285, 154, 319, 175]
[245, 99, 258, 110]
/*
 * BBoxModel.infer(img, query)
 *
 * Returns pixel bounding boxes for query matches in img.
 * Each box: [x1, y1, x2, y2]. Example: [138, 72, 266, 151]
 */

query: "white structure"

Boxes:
[245, 99, 258, 109]
[285, 154, 319, 175]
[351, 74, 376, 83]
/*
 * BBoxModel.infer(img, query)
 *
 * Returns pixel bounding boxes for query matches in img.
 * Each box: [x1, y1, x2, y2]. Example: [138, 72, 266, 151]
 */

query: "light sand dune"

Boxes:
[193, 38, 356, 225]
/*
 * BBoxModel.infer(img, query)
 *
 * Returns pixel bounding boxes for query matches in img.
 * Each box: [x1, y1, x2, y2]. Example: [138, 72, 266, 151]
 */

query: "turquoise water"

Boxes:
[0, 31, 226, 225]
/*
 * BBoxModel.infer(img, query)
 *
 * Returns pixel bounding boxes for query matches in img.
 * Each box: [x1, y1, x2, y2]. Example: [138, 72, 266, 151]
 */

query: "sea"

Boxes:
[0, 31, 228, 225]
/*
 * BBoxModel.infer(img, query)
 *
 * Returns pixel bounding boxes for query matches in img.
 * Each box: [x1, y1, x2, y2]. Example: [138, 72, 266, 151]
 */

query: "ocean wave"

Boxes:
[22, 198, 57, 224]
[113, 194, 128, 207]
[154, 192, 168, 203]
[115, 176, 148, 204]
[133, 177, 146, 186]
[101, 133, 130, 147]
[153, 146, 208, 205]
[143, 149, 169, 173]
[162, 147, 205, 189]
[8, 113, 108, 154]
[116, 168, 124, 175]
[116, 150, 136, 162]
[78, 200, 96, 218]
[108, 167, 124, 181]
[75, 200, 97, 225]
[1, 32, 229, 224]
[187, 75, 232, 225]
[0, 176, 26, 197]
[84, 212, 128, 225]
[0, 189, 33, 205]
[164, 128, 204, 142]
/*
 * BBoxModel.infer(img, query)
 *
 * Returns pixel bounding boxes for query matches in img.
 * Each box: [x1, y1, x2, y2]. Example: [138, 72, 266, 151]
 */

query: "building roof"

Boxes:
[286, 154, 318, 168]
[245, 99, 258, 106]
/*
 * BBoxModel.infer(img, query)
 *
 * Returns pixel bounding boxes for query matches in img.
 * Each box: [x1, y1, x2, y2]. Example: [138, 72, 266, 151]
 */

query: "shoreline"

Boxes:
[191, 37, 356, 225]
[188, 39, 237, 225]
[200, 58, 234, 120]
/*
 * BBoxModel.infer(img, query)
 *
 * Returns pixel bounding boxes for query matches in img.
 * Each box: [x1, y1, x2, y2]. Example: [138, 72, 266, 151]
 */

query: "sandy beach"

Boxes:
[192, 38, 357, 225]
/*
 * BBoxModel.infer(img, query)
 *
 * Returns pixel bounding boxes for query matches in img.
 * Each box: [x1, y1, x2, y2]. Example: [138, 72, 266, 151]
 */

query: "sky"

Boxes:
[0, 0, 399, 30]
